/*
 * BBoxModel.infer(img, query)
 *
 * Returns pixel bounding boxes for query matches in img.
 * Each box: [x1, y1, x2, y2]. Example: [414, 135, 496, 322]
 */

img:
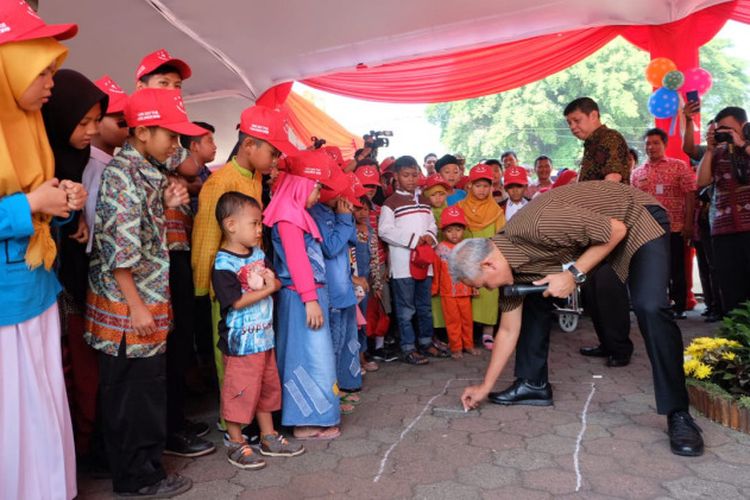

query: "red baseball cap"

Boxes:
[239, 105, 298, 157]
[322, 146, 345, 168]
[423, 173, 450, 193]
[95, 75, 128, 114]
[469, 164, 493, 183]
[410, 243, 436, 280]
[280, 150, 337, 188]
[379, 156, 396, 173]
[125, 89, 208, 136]
[135, 49, 191, 81]
[344, 172, 368, 207]
[440, 206, 468, 229]
[355, 165, 380, 187]
[0, 1, 77, 44]
[504, 166, 529, 186]
[553, 169, 578, 188]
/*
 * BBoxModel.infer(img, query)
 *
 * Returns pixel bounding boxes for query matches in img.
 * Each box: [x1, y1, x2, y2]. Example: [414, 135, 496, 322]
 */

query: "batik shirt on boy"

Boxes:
[212, 248, 274, 356]
[85, 142, 172, 358]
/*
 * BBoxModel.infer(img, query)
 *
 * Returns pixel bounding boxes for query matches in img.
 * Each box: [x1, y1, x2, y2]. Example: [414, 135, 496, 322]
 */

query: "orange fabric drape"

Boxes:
[282, 91, 363, 160]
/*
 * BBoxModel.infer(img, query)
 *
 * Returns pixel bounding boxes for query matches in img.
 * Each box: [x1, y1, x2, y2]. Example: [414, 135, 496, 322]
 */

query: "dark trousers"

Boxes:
[581, 262, 633, 358]
[694, 220, 720, 314]
[167, 251, 195, 434]
[391, 277, 434, 352]
[669, 233, 688, 313]
[99, 339, 167, 493]
[713, 232, 750, 315]
[514, 206, 689, 415]
[194, 294, 215, 368]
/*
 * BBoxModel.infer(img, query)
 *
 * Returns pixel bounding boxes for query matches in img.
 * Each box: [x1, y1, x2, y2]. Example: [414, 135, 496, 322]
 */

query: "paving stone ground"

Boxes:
[78, 309, 750, 499]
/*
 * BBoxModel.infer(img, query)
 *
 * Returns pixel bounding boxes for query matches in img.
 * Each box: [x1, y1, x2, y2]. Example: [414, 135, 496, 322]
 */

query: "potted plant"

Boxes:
[683, 302, 750, 433]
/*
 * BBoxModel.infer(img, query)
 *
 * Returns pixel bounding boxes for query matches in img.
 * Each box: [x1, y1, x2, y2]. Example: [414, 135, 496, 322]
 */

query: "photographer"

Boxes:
[697, 106, 750, 315]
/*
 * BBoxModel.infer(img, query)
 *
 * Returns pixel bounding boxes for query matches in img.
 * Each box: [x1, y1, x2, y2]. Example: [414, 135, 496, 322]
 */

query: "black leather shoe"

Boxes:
[488, 379, 553, 406]
[164, 431, 216, 458]
[184, 419, 210, 438]
[580, 345, 609, 357]
[668, 411, 704, 457]
[606, 355, 631, 367]
[672, 311, 688, 320]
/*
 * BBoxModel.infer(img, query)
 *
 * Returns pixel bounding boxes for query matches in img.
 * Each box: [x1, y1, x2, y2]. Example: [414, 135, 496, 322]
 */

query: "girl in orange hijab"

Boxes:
[458, 164, 505, 350]
[0, 25, 86, 500]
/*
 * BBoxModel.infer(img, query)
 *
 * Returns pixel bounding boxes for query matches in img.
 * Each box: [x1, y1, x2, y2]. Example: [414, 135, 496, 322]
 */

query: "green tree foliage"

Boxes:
[426, 36, 750, 170]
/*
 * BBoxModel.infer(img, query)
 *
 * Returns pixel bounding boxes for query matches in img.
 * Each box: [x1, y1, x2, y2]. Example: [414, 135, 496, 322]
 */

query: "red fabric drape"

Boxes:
[302, 27, 621, 103]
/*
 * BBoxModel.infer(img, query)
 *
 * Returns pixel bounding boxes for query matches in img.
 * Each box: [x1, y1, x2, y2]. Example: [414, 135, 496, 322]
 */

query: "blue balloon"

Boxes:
[648, 87, 679, 119]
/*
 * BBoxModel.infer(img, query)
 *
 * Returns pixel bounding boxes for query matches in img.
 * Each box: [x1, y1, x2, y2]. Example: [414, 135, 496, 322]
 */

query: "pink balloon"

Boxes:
[683, 67, 713, 96]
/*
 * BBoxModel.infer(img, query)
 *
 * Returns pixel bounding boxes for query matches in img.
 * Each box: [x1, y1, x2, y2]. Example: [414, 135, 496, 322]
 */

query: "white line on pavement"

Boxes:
[574, 382, 597, 492]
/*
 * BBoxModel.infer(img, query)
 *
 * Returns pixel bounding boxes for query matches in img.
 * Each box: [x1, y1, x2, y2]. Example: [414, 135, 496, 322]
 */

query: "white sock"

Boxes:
[375, 337, 385, 349]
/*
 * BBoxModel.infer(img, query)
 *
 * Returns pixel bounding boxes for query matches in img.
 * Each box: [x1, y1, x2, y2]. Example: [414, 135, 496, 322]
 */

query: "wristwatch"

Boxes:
[567, 265, 587, 284]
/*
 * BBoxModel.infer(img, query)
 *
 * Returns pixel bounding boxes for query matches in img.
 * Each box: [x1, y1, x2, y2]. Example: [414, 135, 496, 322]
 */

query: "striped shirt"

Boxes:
[492, 181, 664, 311]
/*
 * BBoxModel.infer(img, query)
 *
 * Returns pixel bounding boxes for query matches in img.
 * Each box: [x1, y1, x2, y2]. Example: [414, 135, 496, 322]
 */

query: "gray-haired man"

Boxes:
[450, 180, 703, 457]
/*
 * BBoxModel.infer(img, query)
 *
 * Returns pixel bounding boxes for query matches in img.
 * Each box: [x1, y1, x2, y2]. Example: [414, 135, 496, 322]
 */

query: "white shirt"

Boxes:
[82, 146, 113, 253]
[504, 198, 528, 221]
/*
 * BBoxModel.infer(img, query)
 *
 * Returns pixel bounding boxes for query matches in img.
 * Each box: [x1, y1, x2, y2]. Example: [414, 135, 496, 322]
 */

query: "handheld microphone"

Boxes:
[502, 284, 549, 296]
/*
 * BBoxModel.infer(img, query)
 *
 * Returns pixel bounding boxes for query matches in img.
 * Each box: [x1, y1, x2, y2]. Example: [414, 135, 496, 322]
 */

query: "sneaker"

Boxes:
[223, 432, 250, 447]
[184, 419, 210, 438]
[259, 433, 305, 457]
[115, 473, 192, 498]
[164, 430, 215, 458]
[227, 441, 266, 470]
[372, 348, 398, 362]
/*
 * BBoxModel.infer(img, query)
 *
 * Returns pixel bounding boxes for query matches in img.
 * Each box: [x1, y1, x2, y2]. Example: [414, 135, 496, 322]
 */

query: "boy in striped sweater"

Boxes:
[379, 156, 448, 365]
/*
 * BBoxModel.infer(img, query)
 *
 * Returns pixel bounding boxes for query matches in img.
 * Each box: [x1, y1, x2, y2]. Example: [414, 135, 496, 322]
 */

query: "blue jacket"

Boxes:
[0, 193, 61, 326]
[309, 203, 357, 309]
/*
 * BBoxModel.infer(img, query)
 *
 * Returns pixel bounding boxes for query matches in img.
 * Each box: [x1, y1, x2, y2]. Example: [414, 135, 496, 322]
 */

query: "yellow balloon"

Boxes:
[646, 57, 678, 87]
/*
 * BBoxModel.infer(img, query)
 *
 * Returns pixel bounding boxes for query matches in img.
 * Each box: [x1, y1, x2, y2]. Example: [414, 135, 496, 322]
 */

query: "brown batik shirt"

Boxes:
[491, 181, 664, 311]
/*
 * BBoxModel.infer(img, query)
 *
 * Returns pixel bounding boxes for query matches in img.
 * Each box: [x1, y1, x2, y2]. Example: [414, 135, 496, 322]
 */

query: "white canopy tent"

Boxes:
[42, 0, 734, 156]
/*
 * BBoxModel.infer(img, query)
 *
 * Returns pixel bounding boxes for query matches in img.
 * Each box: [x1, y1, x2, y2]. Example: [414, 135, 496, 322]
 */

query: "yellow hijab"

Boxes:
[0, 38, 68, 269]
[459, 181, 506, 233]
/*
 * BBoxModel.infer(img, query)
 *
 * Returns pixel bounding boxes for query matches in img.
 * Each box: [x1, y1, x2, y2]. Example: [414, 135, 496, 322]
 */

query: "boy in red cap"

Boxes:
[355, 163, 394, 361]
[501, 165, 530, 221]
[422, 173, 451, 339]
[433, 206, 478, 359]
[135, 48, 191, 90]
[309, 161, 363, 408]
[379, 156, 447, 365]
[85, 88, 205, 497]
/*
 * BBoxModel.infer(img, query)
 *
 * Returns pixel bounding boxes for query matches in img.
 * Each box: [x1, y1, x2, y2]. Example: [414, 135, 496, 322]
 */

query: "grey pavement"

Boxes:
[78, 309, 750, 499]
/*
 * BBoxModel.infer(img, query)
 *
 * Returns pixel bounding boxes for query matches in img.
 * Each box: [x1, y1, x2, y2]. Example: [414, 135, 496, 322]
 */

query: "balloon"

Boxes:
[645, 57, 677, 87]
[648, 87, 679, 119]
[662, 70, 684, 90]
[683, 67, 713, 96]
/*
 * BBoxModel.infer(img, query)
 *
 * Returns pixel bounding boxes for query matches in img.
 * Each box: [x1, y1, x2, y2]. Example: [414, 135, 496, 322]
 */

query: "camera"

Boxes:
[310, 136, 326, 149]
[715, 129, 733, 144]
[363, 130, 393, 150]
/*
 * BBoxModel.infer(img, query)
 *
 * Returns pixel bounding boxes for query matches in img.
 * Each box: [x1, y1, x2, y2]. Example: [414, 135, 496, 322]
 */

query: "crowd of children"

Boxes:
[0, 3, 558, 498]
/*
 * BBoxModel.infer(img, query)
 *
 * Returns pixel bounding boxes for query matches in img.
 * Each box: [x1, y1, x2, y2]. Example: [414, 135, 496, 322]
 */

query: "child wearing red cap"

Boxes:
[379, 156, 447, 364]
[0, 4, 82, 497]
[501, 165, 530, 221]
[263, 153, 342, 440]
[433, 206, 478, 358]
[355, 163, 394, 361]
[192, 105, 297, 416]
[309, 164, 363, 408]
[458, 165, 506, 350]
[85, 88, 203, 497]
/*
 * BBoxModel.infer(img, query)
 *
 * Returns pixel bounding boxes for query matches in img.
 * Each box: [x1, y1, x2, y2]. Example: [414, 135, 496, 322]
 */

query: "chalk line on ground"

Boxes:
[574, 382, 597, 492]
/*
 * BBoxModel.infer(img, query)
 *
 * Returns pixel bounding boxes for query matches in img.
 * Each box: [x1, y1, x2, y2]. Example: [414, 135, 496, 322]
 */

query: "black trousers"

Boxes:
[694, 219, 720, 314]
[581, 262, 633, 358]
[514, 206, 689, 415]
[712, 231, 750, 315]
[167, 251, 196, 434]
[669, 233, 688, 313]
[193, 295, 215, 368]
[99, 339, 167, 493]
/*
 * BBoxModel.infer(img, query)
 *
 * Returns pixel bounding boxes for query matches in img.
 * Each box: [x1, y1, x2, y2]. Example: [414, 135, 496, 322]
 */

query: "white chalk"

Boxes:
[592, 375, 603, 379]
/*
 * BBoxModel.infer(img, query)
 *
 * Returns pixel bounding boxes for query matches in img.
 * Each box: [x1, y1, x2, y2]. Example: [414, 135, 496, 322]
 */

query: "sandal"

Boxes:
[451, 351, 463, 359]
[339, 402, 355, 414]
[419, 343, 451, 358]
[363, 360, 379, 372]
[482, 334, 494, 351]
[466, 347, 482, 356]
[340, 392, 362, 405]
[293, 426, 341, 441]
[402, 351, 429, 365]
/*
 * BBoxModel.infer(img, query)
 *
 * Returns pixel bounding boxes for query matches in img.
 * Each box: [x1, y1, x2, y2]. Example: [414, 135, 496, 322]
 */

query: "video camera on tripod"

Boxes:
[361, 130, 393, 159]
